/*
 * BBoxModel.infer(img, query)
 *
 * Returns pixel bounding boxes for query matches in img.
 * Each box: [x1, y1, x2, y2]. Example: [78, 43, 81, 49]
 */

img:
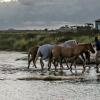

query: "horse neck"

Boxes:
[77, 44, 88, 53]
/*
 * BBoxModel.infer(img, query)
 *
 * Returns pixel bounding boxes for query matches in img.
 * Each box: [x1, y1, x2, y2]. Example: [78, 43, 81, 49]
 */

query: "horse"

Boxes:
[35, 44, 54, 72]
[52, 40, 79, 69]
[27, 45, 39, 69]
[48, 43, 95, 74]
[58, 40, 91, 64]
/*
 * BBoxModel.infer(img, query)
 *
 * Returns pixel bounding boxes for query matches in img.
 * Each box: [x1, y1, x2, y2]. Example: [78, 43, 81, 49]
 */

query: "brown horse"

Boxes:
[48, 43, 95, 73]
[28, 45, 39, 69]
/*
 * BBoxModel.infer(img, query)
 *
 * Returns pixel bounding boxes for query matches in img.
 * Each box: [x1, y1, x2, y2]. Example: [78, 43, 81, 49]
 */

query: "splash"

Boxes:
[85, 67, 97, 81]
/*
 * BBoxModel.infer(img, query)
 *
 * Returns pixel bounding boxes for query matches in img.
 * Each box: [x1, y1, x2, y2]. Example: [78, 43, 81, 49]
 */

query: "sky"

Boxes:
[0, 0, 100, 30]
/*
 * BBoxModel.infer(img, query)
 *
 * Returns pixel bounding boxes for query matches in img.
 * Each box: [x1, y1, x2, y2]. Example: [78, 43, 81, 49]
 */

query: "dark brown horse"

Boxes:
[28, 45, 39, 69]
[48, 43, 95, 73]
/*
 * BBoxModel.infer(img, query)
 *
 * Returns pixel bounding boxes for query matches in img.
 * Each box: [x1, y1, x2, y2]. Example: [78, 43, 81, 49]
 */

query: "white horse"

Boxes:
[35, 44, 54, 71]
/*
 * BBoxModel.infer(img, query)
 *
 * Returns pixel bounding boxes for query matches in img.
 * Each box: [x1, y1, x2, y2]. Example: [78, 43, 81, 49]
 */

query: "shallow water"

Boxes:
[0, 51, 100, 100]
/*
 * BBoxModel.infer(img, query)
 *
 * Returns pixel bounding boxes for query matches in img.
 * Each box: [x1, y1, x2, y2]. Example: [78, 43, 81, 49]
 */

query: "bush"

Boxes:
[14, 39, 28, 51]
[0, 31, 95, 51]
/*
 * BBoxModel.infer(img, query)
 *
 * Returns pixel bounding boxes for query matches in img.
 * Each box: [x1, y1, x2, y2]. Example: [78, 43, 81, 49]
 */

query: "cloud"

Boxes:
[0, 0, 100, 29]
[18, 0, 77, 6]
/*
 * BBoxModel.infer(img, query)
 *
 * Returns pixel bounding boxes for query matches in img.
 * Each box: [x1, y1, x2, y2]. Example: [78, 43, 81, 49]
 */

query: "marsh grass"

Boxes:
[0, 31, 96, 51]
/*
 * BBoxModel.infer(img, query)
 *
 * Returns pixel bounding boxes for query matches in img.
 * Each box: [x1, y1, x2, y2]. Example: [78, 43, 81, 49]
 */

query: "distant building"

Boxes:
[95, 19, 100, 30]
[57, 23, 94, 33]
[85, 23, 94, 29]
[77, 23, 93, 32]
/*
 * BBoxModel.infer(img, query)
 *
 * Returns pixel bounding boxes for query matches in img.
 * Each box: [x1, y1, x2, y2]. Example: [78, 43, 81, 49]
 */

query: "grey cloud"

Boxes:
[70, 0, 100, 23]
[0, 0, 100, 29]
[18, 0, 77, 6]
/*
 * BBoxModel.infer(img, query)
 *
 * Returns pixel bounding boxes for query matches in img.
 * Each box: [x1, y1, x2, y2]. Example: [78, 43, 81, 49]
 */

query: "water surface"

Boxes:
[0, 51, 100, 100]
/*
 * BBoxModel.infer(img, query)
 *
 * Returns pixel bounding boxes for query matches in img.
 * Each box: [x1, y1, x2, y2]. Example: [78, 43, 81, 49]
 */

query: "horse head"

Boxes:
[88, 43, 95, 54]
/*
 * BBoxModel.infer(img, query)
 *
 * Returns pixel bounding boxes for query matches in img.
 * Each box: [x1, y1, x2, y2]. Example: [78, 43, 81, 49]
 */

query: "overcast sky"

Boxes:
[0, 0, 100, 30]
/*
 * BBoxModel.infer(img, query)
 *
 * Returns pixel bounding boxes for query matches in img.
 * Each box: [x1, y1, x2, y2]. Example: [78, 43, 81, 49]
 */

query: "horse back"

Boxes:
[61, 47, 74, 57]
[52, 45, 62, 57]
[61, 44, 86, 57]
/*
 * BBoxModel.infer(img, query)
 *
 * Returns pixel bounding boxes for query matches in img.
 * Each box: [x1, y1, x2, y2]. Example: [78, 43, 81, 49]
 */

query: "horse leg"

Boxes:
[53, 58, 58, 72]
[40, 58, 44, 72]
[78, 56, 86, 74]
[69, 57, 78, 75]
[69, 60, 75, 74]
[32, 59, 37, 68]
[48, 52, 53, 71]
[28, 58, 32, 69]
[81, 60, 86, 74]
[60, 57, 63, 71]
[74, 62, 77, 75]
[84, 51, 90, 64]
[71, 58, 77, 75]
[48, 57, 52, 71]
[95, 63, 99, 73]
[80, 53, 86, 62]
[64, 58, 70, 69]
[31, 55, 37, 68]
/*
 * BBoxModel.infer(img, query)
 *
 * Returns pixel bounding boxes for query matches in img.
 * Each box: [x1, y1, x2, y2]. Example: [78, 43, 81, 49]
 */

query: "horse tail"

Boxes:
[34, 46, 40, 65]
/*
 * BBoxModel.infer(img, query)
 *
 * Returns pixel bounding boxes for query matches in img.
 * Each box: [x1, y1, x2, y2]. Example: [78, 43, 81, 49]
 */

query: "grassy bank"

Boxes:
[0, 30, 96, 51]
